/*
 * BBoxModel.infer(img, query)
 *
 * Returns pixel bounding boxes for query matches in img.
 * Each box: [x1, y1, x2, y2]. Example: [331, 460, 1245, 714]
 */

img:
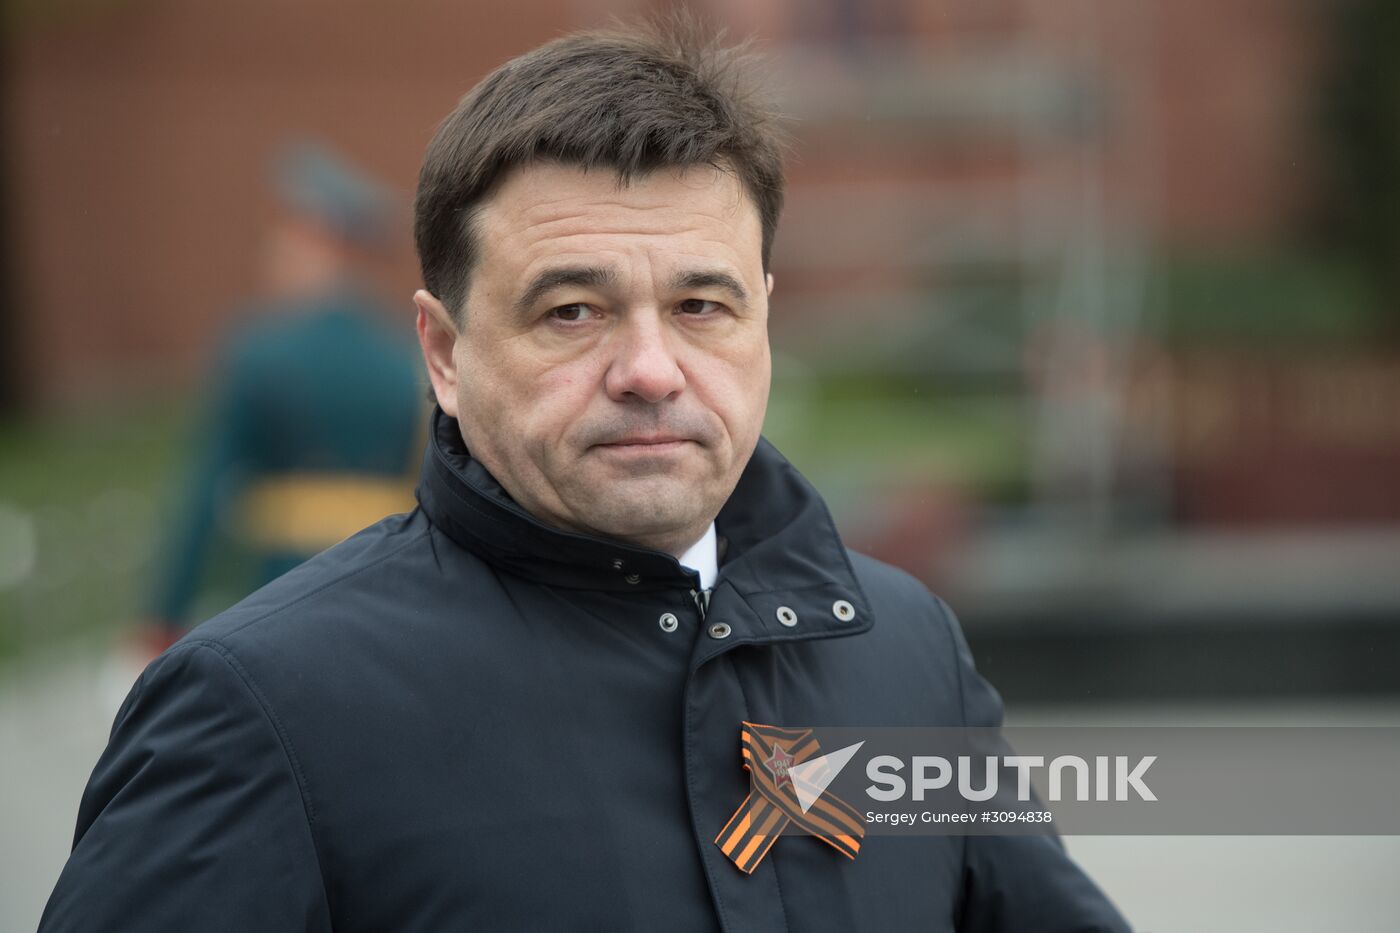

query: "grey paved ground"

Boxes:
[1, 646, 126, 933]
[4, 652, 1398, 932]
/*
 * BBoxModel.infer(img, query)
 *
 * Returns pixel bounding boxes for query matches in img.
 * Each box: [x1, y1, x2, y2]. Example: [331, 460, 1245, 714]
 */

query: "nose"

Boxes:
[603, 312, 687, 404]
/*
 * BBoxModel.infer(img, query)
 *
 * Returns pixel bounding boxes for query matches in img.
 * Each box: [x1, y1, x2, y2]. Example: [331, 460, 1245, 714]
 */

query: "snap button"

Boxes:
[776, 606, 798, 627]
[658, 613, 679, 633]
[832, 599, 856, 621]
[624, 573, 641, 585]
[708, 622, 732, 640]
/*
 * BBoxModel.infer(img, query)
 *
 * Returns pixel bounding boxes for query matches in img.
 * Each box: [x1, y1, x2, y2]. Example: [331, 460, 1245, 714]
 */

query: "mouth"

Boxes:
[594, 436, 694, 453]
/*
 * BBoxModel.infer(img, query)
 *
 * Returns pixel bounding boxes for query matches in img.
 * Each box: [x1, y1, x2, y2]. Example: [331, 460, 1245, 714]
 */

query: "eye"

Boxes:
[678, 298, 722, 316]
[549, 303, 596, 323]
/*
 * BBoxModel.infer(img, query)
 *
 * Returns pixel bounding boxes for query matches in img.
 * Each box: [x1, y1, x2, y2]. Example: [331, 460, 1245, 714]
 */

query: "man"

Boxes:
[42, 20, 1130, 932]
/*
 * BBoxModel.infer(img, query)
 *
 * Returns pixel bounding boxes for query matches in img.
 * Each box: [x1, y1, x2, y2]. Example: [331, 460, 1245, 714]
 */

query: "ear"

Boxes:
[414, 289, 461, 418]
[766, 272, 775, 297]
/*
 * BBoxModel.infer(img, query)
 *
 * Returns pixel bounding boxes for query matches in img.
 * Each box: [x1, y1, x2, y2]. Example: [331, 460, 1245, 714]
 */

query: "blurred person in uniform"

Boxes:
[141, 142, 424, 650]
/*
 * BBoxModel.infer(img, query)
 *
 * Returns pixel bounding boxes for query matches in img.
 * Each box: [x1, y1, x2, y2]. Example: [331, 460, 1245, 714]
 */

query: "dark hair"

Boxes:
[413, 16, 787, 323]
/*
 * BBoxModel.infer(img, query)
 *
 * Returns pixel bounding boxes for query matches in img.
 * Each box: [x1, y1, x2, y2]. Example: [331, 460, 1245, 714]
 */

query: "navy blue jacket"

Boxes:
[42, 409, 1130, 931]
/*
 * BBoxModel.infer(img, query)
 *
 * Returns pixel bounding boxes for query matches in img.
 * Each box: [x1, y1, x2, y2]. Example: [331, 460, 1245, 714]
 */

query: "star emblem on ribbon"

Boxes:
[715, 722, 866, 874]
[763, 743, 795, 788]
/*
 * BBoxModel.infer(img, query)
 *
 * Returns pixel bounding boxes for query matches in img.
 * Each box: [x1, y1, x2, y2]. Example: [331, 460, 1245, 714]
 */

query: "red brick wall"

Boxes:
[5, 0, 1331, 405]
[6, 0, 581, 403]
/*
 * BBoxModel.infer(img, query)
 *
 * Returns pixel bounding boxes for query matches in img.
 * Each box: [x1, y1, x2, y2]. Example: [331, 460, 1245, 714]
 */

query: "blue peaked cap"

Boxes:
[273, 140, 394, 249]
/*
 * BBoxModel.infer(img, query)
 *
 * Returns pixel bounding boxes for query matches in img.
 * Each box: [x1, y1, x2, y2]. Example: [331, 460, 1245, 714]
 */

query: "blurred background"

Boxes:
[2, 0, 1398, 929]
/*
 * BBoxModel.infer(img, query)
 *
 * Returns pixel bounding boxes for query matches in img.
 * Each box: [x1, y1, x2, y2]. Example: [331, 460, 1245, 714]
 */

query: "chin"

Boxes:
[585, 492, 712, 540]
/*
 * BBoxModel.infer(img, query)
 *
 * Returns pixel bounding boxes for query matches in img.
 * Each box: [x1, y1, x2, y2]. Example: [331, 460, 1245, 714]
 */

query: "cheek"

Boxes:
[742, 358, 773, 436]
[516, 358, 601, 437]
[463, 340, 570, 403]
[534, 353, 601, 407]
[738, 340, 773, 440]
[733, 329, 772, 394]
[536, 366, 581, 395]
[699, 344, 771, 441]
[455, 344, 547, 441]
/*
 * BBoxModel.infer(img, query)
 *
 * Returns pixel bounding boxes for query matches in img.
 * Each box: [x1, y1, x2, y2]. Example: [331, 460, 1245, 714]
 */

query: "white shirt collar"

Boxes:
[677, 522, 719, 590]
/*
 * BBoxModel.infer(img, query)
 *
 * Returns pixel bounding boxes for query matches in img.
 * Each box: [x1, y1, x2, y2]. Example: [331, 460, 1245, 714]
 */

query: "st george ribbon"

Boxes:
[715, 722, 866, 874]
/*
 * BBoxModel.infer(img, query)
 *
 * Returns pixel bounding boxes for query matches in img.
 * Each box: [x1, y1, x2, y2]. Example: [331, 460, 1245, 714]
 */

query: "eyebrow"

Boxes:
[670, 270, 750, 306]
[512, 264, 751, 315]
[514, 265, 617, 316]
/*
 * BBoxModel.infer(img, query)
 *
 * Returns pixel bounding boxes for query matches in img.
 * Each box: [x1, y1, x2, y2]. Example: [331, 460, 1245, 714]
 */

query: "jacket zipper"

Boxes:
[689, 587, 710, 621]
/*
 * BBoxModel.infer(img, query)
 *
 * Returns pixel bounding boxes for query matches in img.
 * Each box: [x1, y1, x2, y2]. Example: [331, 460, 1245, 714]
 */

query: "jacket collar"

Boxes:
[416, 407, 872, 645]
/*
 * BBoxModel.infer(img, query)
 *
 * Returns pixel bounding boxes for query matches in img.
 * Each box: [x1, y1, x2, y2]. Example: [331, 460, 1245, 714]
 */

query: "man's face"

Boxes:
[416, 161, 772, 557]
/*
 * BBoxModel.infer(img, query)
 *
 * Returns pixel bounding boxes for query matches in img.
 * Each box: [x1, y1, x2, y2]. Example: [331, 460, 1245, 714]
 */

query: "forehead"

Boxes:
[472, 162, 763, 285]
